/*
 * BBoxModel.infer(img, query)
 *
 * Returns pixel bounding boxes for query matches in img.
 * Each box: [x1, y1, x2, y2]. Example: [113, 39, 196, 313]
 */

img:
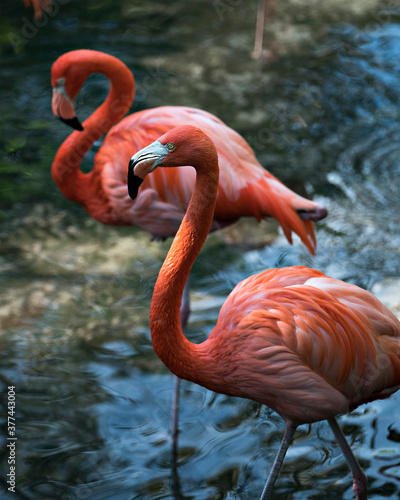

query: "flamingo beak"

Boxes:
[127, 141, 169, 200]
[52, 83, 83, 131]
[127, 163, 144, 200]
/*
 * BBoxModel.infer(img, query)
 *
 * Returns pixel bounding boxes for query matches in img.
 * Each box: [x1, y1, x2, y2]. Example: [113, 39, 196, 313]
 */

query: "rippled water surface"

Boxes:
[1, 1, 400, 499]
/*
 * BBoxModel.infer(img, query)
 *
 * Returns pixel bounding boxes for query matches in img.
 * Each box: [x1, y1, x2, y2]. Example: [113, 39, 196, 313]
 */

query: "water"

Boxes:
[1, 1, 400, 499]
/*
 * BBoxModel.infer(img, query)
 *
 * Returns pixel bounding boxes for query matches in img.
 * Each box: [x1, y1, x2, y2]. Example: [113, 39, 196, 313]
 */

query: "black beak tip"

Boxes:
[60, 116, 84, 131]
[127, 159, 143, 200]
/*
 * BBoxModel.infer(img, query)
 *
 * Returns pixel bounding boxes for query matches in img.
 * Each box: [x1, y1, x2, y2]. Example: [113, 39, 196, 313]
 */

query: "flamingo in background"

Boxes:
[51, 49, 327, 452]
[23, 0, 52, 20]
[51, 50, 326, 251]
[128, 125, 400, 500]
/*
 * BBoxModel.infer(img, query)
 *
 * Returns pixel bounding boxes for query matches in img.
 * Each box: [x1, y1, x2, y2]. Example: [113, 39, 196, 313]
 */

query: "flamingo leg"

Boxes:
[259, 422, 297, 500]
[171, 376, 181, 448]
[170, 280, 190, 498]
[170, 376, 184, 499]
[328, 417, 367, 500]
[253, 0, 268, 59]
[252, 0, 276, 59]
[171, 278, 191, 444]
[180, 278, 191, 330]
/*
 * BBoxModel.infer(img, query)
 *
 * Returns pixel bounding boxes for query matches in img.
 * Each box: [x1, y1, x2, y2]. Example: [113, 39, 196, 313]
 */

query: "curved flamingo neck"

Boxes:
[149, 150, 222, 385]
[51, 52, 135, 205]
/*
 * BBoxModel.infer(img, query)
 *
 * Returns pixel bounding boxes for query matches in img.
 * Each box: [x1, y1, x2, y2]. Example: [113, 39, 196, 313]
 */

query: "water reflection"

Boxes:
[1, 1, 400, 499]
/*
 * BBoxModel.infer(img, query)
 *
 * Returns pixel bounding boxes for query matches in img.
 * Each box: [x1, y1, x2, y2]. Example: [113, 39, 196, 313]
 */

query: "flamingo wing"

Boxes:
[97, 106, 324, 250]
[208, 266, 400, 424]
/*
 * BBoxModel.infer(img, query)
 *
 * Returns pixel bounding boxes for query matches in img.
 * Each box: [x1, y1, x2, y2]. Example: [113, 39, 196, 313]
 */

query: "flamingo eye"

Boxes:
[166, 143, 175, 151]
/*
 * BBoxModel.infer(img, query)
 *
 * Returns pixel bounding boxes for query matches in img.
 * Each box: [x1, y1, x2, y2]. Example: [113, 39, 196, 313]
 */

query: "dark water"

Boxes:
[1, 1, 400, 499]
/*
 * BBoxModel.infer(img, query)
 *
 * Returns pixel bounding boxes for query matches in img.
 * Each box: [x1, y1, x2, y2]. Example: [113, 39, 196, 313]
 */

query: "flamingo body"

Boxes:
[128, 125, 400, 499]
[205, 267, 400, 424]
[51, 50, 327, 253]
[101, 106, 320, 240]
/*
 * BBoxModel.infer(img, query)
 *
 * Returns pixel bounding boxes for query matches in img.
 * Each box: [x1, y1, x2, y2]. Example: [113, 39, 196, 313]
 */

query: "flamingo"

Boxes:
[127, 125, 400, 500]
[51, 48, 327, 452]
[23, 0, 52, 20]
[51, 49, 326, 248]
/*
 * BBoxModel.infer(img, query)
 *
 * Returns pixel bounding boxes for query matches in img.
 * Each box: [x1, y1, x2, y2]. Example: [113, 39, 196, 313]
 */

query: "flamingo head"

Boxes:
[127, 139, 171, 199]
[127, 126, 217, 200]
[51, 50, 100, 132]
[51, 78, 83, 131]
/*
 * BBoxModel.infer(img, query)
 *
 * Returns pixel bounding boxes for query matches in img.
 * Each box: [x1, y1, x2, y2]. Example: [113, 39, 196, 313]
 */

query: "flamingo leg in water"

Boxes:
[171, 376, 181, 449]
[170, 375, 183, 499]
[252, 0, 276, 59]
[171, 279, 191, 445]
[328, 417, 367, 500]
[180, 278, 191, 331]
[170, 280, 190, 499]
[259, 423, 297, 500]
[253, 0, 268, 58]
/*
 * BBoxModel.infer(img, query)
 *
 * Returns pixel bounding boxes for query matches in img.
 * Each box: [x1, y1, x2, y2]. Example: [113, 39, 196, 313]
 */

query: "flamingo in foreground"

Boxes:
[51, 49, 327, 456]
[128, 125, 400, 500]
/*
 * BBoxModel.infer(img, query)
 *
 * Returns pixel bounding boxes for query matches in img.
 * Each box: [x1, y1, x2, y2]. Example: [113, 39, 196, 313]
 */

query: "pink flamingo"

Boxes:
[127, 125, 400, 500]
[23, 0, 52, 20]
[51, 50, 326, 250]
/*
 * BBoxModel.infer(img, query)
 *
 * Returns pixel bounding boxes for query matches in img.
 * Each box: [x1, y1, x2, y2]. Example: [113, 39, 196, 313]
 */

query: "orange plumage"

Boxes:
[210, 267, 400, 423]
[51, 50, 327, 253]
